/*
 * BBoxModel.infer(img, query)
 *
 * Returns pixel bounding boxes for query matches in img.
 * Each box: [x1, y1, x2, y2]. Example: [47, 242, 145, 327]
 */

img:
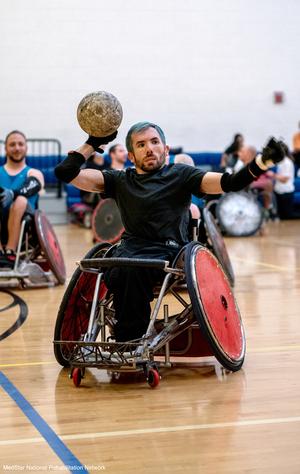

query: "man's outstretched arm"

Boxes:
[200, 138, 286, 195]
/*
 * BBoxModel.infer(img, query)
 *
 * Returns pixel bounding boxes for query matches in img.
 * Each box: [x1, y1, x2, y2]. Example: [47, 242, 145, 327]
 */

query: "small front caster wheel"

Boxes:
[147, 368, 160, 388]
[72, 368, 83, 387]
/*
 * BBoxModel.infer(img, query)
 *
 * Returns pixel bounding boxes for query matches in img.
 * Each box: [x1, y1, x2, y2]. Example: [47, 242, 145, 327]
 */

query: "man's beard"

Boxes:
[140, 152, 166, 172]
[8, 155, 26, 163]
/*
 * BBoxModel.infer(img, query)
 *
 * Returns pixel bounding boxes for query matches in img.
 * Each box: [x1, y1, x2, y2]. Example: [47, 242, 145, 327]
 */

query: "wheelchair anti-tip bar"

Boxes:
[79, 257, 170, 271]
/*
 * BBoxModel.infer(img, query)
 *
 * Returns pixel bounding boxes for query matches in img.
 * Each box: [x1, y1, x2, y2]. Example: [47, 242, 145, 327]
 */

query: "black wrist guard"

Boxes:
[220, 158, 265, 193]
[14, 176, 41, 198]
[55, 151, 85, 183]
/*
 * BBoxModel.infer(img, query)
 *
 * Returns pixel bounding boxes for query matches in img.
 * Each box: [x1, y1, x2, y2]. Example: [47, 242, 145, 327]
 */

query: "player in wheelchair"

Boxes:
[54, 122, 286, 387]
[0, 130, 66, 287]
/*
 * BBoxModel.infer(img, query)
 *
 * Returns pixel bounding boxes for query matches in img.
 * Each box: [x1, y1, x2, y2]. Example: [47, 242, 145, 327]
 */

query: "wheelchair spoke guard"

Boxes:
[203, 206, 235, 286]
[92, 198, 124, 244]
[34, 210, 66, 284]
[184, 242, 245, 371]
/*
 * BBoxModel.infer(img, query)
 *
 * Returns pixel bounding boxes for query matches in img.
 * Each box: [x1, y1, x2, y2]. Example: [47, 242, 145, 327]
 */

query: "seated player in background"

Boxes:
[0, 130, 44, 268]
[235, 144, 276, 217]
[220, 133, 244, 171]
[272, 144, 300, 219]
[108, 143, 127, 170]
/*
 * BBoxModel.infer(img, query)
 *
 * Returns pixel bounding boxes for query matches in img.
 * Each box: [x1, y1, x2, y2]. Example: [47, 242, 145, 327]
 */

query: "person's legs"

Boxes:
[0, 207, 10, 265]
[275, 192, 295, 219]
[0, 217, 4, 252]
[105, 265, 163, 341]
[104, 239, 179, 341]
[0, 196, 29, 268]
[6, 196, 28, 251]
[0, 221, 5, 254]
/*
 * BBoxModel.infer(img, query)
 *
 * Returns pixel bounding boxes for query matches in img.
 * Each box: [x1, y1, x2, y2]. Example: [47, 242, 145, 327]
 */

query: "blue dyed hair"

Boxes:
[125, 122, 166, 153]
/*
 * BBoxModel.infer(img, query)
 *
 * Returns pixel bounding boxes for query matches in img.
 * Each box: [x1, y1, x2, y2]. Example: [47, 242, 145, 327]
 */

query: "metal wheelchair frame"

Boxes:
[0, 210, 66, 288]
[54, 239, 245, 388]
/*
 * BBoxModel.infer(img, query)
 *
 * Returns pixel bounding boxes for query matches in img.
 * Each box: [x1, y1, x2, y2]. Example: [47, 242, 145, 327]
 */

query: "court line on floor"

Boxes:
[0, 361, 55, 368]
[247, 344, 300, 353]
[1, 415, 300, 446]
[0, 371, 88, 473]
[263, 238, 300, 249]
[231, 256, 300, 272]
[0, 289, 28, 341]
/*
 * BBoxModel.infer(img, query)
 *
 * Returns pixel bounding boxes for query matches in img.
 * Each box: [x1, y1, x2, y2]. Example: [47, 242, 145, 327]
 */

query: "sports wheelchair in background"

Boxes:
[69, 195, 125, 245]
[206, 191, 264, 237]
[53, 213, 243, 389]
[0, 210, 66, 288]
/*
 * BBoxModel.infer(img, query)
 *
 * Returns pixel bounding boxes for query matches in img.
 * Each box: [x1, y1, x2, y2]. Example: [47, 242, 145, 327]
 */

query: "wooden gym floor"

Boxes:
[1, 220, 300, 473]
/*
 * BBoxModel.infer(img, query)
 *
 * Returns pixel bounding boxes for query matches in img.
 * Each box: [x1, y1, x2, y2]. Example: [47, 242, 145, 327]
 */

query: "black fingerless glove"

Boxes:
[85, 131, 118, 151]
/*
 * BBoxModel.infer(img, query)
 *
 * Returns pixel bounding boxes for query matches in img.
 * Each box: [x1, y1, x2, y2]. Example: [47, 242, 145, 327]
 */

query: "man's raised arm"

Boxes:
[55, 132, 118, 193]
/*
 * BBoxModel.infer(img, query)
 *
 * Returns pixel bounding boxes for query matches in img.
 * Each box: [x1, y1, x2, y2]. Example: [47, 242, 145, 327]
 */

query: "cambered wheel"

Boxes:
[53, 242, 112, 367]
[185, 242, 246, 372]
[92, 198, 124, 244]
[202, 206, 235, 287]
[34, 210, 66, 284]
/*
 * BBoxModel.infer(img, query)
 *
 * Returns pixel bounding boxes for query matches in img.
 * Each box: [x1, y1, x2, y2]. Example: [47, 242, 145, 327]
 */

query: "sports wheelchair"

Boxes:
[0, 210, 66, 288]
[206, 191, 264, 237]
[53, 218, 244, 389]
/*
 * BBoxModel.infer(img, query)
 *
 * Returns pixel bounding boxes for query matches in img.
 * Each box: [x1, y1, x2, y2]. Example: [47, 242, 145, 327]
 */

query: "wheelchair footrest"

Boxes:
[0, 268, 30, 278]
[53, 340, 151, 370]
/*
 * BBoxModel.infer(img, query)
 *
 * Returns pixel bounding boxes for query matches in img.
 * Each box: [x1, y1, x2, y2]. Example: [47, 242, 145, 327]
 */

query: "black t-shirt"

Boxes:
[102, 164, 205, 245]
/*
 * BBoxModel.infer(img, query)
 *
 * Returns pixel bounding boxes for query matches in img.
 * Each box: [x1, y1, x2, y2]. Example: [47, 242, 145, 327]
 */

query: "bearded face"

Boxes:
[5, 133, 27, 163]
[128, 128, 169, 174]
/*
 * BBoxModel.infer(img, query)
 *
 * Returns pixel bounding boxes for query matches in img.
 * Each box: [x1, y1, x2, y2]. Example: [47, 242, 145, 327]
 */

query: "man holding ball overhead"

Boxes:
[55, 91, 286, 342]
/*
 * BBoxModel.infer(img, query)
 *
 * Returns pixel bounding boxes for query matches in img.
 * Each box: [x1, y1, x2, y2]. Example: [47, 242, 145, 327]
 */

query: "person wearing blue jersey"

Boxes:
[0, 131, 44, 268]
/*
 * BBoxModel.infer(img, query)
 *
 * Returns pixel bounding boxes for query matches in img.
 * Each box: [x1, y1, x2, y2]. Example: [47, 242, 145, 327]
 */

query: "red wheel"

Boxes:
[34, 210, 66, 284]
[72, 368, 82, 387]
[54, 242, 111, 367]
[185, 242, 245, 371]
[147, 368, 160, 388]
